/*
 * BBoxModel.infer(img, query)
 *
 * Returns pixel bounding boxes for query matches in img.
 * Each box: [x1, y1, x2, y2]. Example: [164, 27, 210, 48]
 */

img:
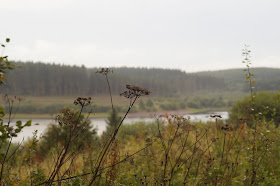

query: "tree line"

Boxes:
[1, 62, 226, 96]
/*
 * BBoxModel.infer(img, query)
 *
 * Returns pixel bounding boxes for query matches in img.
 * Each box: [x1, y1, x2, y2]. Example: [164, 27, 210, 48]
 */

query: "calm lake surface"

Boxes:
[8, 111, 228, 142]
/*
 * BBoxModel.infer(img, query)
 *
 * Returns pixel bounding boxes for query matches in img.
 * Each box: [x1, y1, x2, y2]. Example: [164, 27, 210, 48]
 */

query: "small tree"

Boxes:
[102, 109, 122, 142]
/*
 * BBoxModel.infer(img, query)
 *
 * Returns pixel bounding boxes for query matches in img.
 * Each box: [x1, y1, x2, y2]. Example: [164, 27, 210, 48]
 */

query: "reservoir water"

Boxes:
[7, 111, 228, 142]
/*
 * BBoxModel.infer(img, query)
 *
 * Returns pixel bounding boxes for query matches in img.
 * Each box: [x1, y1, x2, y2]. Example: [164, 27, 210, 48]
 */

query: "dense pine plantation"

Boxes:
[3, 62, 226, 96]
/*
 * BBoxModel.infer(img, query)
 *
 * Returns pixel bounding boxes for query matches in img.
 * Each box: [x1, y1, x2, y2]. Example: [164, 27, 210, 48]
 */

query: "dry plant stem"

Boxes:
[219, 133, 228, 185]
[36, 142, 153, 186]
[256, 141, 269, 171]
[89, 97, 138, 185]
[205, 130, 212, 159]
[219, 133, 226, 169]
[0, 97, 23, 185]
[180, 131, 206, 158]
[228, 144, 241, 183]
[195, 154, 201, 179]
[6, 138, 24, 162]
[0, 138, 12, 185]
[162, 124, 180, 182]
[222, 129, 242, 159]
[169, 130, 190, 183]
[45, 105, 85, 186]
[183, 140, 214, 184]
[244, 45, 257, 184]
[61, 152, 79, 179]
[105, 74, 114, 111]
[183, 132, 198, 183]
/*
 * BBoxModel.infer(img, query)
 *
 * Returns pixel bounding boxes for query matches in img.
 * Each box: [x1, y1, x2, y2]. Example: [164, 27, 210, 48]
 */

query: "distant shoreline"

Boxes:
[4, 109, 228, 119]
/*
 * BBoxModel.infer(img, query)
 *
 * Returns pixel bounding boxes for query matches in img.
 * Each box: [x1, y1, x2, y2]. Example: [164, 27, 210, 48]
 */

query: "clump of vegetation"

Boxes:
[229, 91, 280, 126]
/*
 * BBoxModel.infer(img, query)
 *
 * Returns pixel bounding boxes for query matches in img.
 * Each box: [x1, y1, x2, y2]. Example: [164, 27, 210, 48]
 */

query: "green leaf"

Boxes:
[16, 121, 22, 127]
[246, 77, 250, 80]
[24, 120, 32, 127]
[0, 57, 3, 62]
[6, 38, 10, 43]
[1, 45, 5, 47]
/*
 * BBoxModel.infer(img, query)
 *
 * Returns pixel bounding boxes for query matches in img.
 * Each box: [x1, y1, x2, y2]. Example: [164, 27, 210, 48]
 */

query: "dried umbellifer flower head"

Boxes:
[96, 68, 113, 75]
[120, 85, 151, 98]
[74, 97, 92, 106]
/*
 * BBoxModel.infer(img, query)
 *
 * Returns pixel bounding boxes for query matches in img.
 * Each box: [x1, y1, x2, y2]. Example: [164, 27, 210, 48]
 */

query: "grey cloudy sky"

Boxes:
[1, 0, 280, 72]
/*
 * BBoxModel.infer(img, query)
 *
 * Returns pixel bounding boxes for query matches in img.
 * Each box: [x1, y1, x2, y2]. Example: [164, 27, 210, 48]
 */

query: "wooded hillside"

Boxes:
[2, 62, 225, 96]
[2, 62, 280, 96]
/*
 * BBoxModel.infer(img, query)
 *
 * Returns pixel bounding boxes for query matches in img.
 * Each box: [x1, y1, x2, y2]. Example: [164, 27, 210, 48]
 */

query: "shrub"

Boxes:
[39, 110, 99, 157]
[228, 91, 280, 127]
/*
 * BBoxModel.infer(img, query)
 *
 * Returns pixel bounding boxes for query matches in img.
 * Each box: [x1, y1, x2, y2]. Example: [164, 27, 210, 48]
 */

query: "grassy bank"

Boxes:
[1, 95, 233, 118]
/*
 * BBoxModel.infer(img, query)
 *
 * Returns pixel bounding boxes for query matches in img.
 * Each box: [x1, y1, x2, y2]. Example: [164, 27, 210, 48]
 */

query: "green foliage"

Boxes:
[101, 109, 122, 142]
[106, 109, 122, 129]
[39, 110, 98, 156]
[0, 38, 21, 86]
[29, 168, 47, 185]
[187, 96, 226, 109]
[63, 177, 85, 186]
[229, 91, 280, 126]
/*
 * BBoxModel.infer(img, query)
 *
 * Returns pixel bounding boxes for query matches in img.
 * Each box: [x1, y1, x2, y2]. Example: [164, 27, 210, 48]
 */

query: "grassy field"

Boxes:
[1, 93, 239, 119]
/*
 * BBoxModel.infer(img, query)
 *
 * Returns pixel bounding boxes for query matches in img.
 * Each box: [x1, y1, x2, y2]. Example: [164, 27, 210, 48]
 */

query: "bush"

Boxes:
[39, 110, 99, 157]
[228, 91, 280, 127]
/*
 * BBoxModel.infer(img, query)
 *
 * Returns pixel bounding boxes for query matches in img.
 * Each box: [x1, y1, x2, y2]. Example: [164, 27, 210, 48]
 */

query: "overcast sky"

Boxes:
[1, 0, 280, 72]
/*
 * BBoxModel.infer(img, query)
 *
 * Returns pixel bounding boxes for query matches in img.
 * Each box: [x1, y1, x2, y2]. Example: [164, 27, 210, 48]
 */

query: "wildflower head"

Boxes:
[120, 85, 151, 98]
[73, 97, 92, 107]
[96, 68, 113, 75]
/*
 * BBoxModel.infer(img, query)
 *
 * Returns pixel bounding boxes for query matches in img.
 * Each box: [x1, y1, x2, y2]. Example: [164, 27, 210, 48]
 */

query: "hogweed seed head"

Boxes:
[73, 97, 92, 107]
[120, 85, 151, 98]
[96, 68, 113, 75]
